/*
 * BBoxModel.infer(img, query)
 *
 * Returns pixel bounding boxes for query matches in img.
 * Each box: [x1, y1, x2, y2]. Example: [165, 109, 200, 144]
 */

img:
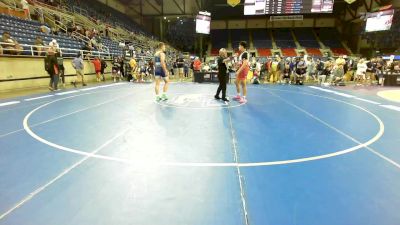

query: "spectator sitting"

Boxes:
[40, 25, 51, 34]
[331, 65, 345, 86]
[51, 26, 59, 35]
[355, 58, 367, 86]
[66, 21, 76, 34]
[295, 58, 307, 85]
[48, 39, 59, 52]
[1, 32, 23, 55]
[33, 36, 45, 56]
[282, 63, 291, 84]
[202, 63, 210, 72]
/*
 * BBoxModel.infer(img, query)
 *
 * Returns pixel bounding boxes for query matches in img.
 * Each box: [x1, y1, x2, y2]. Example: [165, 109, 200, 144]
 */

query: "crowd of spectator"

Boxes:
[244, 55, 399, 86]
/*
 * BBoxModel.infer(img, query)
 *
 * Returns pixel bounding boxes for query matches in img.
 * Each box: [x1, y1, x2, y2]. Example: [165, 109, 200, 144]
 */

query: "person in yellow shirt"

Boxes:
[129, 57, 138, 82]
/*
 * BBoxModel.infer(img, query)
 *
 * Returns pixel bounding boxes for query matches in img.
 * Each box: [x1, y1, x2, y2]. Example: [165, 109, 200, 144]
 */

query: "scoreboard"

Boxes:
[244, 0, 335, 15]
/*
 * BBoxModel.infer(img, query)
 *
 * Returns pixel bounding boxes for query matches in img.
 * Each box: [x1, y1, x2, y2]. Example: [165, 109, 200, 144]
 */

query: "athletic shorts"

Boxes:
[237, 71, 248, 81]
[95, 70, 101, 74]
[155, 67, 166, 78]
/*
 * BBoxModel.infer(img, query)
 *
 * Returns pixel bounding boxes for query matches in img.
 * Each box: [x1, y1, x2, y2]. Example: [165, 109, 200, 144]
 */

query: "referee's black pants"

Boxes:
[216, 73, 228, 99]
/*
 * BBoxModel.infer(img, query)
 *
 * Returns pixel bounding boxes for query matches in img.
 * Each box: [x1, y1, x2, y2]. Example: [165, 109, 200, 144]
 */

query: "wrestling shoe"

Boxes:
[233, 95, 241, 101]
[161, 94, 168, 101]
[239, 98, 247, 104]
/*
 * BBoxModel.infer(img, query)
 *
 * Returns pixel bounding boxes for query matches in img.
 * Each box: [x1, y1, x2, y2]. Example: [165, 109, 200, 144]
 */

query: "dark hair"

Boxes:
[239, 41, 247, 49]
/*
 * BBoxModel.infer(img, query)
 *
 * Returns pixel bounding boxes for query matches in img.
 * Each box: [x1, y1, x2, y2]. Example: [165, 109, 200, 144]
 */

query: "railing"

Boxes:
[0, 41, 112, 58]
[71, 30, 90, 44]
[33, 1, 75, 21]
[32, 7, 68, 34]
[0, 0, 17, 8]
[71, 31, 110, 54]
[72, 5, 88, 17]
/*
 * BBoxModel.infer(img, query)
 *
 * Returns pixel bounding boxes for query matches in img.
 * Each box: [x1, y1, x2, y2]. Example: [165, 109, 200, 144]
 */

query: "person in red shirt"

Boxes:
[233, 41, 250, 104]
[193, 57, 202, 72]
[92, 57, 102, 82]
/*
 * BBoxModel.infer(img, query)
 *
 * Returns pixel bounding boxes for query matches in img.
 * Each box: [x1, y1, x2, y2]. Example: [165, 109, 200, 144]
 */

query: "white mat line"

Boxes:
[380, 105, 400, 112]
[55, 90, 80, 96]
[0, 101, 20, 107]
[0, 129, 129, 221]
[24, 95, 54, 101]
[309, 86, 382, 105]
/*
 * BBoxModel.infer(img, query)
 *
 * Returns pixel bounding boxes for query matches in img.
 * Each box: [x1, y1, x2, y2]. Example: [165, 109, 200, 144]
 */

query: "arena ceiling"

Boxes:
[119, 0, 205, 18]
[118, 0, 394, 20]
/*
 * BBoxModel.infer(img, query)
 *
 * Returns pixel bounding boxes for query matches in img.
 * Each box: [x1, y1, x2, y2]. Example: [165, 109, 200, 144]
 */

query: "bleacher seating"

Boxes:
[331, 48, 349, 56]
[231, 29, 249, 50]
[273, 29, 296, 48]
[315, 28, 344, 48]
[211, 29, 228, 49]
[0, 14, 85, 56]
[64, 0, 146, 36]
[257, 48, 271, 57]
[252, 29, 273, 48]
[281, 48, 297, 57]
[102, 37, 123, 55]
[306, 48, 322, 56]
[210, 48, 219, 56]
[293, 28, 320, 48]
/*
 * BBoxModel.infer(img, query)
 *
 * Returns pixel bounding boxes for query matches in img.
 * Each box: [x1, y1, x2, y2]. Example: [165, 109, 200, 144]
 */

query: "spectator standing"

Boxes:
[112, 57, 121, 82]
[119, 57, 125, 79]
[100, 57, 107, 81]
[193, 57, 202, 73]
[306, 57, 317, 82]
[92, 57, 102, 82]
[56, 52, 65, 87]
[148, 59, 154, 81]
[184, 60, 189, 78]
[366, 59, 375, 85]
[177, 56, 184, 82]
[48, 39, 59, 53]
[278, 57, 285, 83]
[71, 53, 86, 87]
[270, 58, 279, 83]
[44, 48, 59, 91]
[129, 57, 137, 82]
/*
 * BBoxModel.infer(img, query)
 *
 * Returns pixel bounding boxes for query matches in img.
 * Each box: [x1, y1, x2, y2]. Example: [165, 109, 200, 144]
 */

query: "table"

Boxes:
[193, 71, 220, 83]
[382, 71, 400, 86]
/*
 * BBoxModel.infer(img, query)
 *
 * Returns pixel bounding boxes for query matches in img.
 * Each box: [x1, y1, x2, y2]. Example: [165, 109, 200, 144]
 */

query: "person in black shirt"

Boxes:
[366, 59, 375, 85]
[215, 48, 231, 102]
[177, 56, 185, 82]
[100, 57, 107, 81]
[44, 48, 59, 91]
